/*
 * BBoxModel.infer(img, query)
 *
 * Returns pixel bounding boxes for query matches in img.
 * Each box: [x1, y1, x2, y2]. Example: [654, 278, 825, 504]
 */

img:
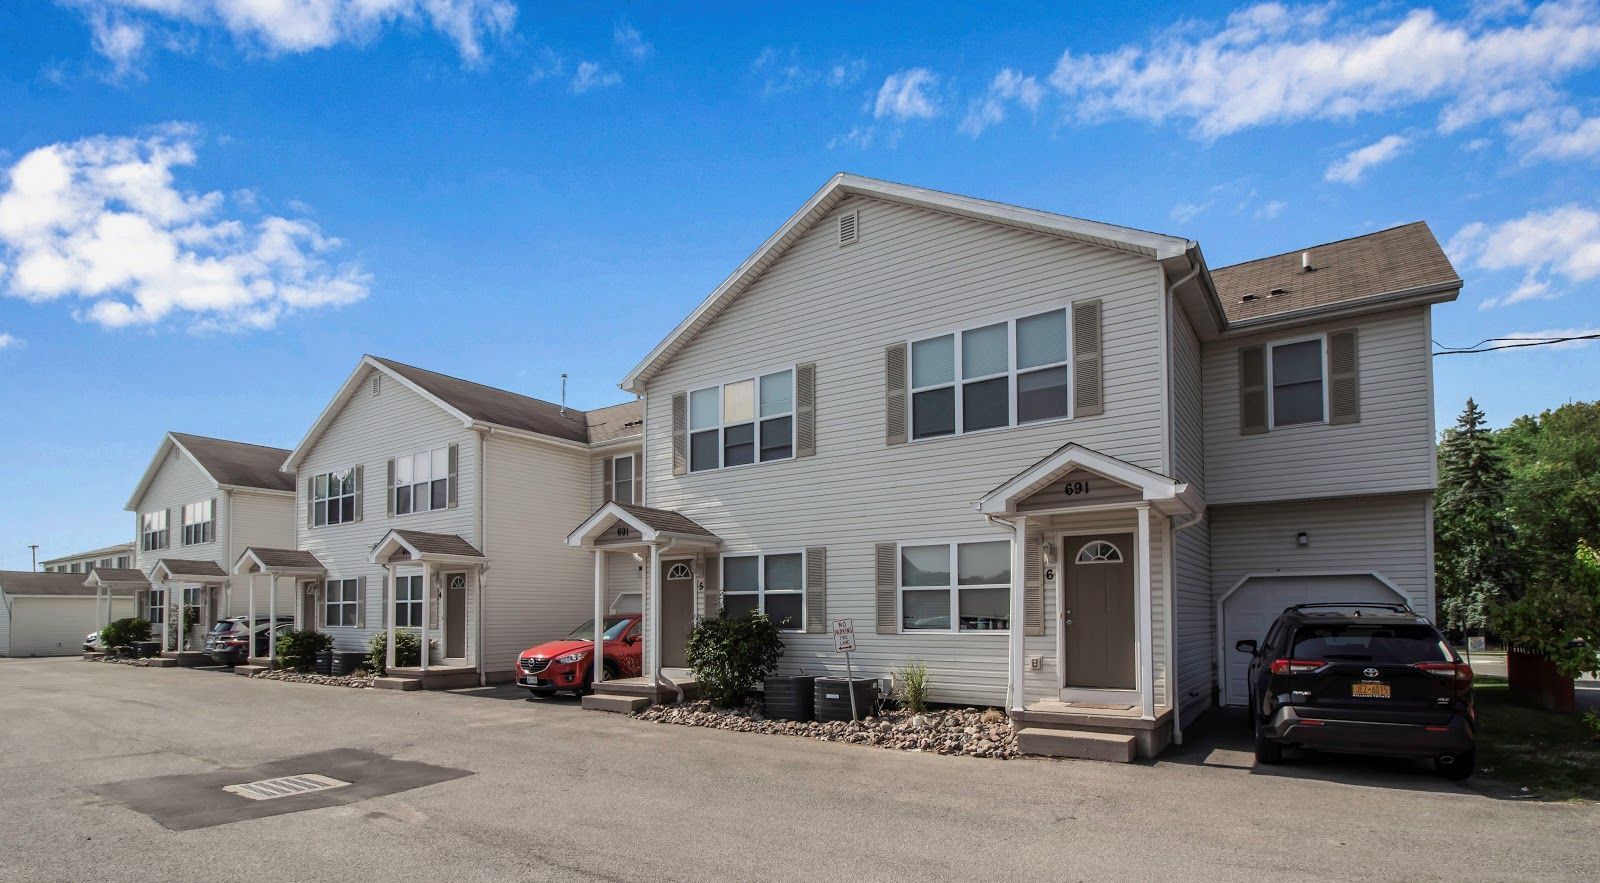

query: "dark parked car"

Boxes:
[1235, 602, 1476, 780]
[203, 616, 295, 665]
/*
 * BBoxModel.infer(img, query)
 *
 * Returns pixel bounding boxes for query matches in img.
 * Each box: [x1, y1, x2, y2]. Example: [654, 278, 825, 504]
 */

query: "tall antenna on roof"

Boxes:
[560, 373, 568, 416]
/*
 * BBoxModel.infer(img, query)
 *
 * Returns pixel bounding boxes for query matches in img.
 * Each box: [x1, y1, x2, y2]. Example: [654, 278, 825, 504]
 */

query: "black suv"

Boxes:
[1235, 603, 1476, 780]
[203, 616, 295, 665]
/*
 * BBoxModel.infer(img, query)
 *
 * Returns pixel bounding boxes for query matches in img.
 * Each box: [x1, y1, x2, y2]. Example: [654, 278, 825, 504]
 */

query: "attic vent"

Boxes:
[1240, 293, 1260, 303]
[838, 211, 859, 247]
[371, 375, 382, 396]
[1268, 287, 1288, 296]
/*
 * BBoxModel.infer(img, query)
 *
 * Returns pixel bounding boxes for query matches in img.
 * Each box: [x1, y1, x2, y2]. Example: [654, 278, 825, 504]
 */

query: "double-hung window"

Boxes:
[395, 448, 448, 515]
[324, 578, 360, 627]
[721, 552, 804, 631]
[313, 468, 357, 526]
[140, 510, 168, 551]
[393, 574, 424, 627]
[688, 370, 794, 472]
[1269, 337, 1326, 427]
[181, 500, 214, 545]
[148, 588, 165, 624]
[899, 540, 1011, 632]
[909, 308, 1070, 440]
[611, 455, 636, 505]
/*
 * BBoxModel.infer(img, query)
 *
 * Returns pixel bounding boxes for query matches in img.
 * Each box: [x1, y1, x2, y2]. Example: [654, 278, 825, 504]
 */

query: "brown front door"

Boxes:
[659, 561, 695, 668]
[1063, 534, 1136, 690]
[300, 583, 318, 632]
[445, 574, 467, 658]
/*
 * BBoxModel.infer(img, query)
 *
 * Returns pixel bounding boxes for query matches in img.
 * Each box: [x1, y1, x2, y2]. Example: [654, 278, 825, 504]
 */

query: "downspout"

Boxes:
[1162, 258, 1203, 745]
[223, 488, 233, 619]
[1168, 510, 1206, 745]
[984, 513, 1023, 712]
[476, 427, 488, 686]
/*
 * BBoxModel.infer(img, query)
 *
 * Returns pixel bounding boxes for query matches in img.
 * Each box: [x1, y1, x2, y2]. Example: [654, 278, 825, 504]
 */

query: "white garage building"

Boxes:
[0, 571, 136, 657]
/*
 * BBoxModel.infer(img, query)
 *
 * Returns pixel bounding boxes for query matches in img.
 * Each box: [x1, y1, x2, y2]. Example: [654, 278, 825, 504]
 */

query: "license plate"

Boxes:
[1352, 682, 1391, 698]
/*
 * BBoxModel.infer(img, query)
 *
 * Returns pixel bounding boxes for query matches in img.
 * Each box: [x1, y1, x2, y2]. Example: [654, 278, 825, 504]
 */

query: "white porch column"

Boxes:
[94, 585, 104, 631]
[419, 563, 432, 672]
[247, 572, 256, 646]
[593, 550, 606, 687]
[1136, 502, 1155, 720]
[385, 563, 398, 672]
[1008, 517, 1028, 714]
[648, 543, 662, 685]
[267, 575, 278, 670]
[162, 581, 172, 653]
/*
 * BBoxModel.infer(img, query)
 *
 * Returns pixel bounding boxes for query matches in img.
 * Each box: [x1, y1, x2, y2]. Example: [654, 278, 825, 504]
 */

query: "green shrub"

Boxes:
[99, 617, 151, 650]
[894, 661, 930, 713]
[275, 629, 333, 672]
[367, 630, 424, 675]
[685, 611, 785, 707]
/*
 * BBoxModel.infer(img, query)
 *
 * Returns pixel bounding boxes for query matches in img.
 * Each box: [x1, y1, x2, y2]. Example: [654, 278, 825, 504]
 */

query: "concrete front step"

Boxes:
[233, 664, 268, 677]
[1016, 726, 1137, 763]
[582, 693, 653, 714]
[372, 677, 422, 691]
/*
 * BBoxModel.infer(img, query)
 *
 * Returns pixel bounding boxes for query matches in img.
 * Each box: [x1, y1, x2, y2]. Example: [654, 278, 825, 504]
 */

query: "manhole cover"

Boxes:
[222, 774, 351, 801]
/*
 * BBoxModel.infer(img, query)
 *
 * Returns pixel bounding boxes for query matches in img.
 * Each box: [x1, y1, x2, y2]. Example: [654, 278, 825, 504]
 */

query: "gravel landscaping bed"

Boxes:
[635, 701, 1019, 759]
[248, 670, 376, 688]
[84, 655, 151, 667]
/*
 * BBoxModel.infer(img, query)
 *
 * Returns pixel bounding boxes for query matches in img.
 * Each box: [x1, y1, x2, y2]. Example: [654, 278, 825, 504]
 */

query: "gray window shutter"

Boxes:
[353, 465, 364, 522]
[602, 457, 614, 504]
[804, 547, 826, 633]
[356, 576, 368, 629]
[1239, 345, 1268, 435]
[1072, 299, 1104, 417]
[385, 459, 396, 516]
[379, 575, 389, 629]
[447, 443, 460, 508]
[795, 362, 817, 458]
[671, 393, 688, 476]
[700, 554, 721, 619]
[1024, 526, 1044, 636]
[875, 542, 897, 633]
[312, 581, 325, 630]
[305, 478, 314, 528]
[884, 343, 908, 445]
[165, 508, 175, 549]
[1328, 330, 1360, 425]
[209, 496, 217, 544]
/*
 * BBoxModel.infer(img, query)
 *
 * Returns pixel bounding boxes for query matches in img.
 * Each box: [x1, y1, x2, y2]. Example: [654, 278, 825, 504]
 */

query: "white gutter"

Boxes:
[476, 426, 489, 687]
[1167, 510, 1206, 745]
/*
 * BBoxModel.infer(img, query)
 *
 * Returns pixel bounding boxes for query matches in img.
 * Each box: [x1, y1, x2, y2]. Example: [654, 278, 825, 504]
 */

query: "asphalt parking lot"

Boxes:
[0, 657, 1591, 882]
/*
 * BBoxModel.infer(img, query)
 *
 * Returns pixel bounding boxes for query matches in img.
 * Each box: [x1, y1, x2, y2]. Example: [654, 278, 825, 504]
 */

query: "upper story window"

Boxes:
[722, 552, 804, 631]
[324, 578, 360, 627]
[181, 500, 214, 546]
[140, 510, 168, 551]
[909, 308, 1070, 440]
[610, 455, 637, 505]
[116, 555, 130, 568]
[395, 448, 448, 515]
[1269, 337, 1325, 427]
[688, 370, 793, 472]
[899, 540, 1011, 633]
[313, 468, 357, 526]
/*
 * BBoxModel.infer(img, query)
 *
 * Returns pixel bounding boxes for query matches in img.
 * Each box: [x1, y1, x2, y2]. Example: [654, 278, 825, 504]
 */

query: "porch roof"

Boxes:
[233, 547, 328, 577]
[566, 501, 720, 549]
[977, 443, 1203, 517]
[82, 569, 149, 592]
[368, 529, 488, 566]
[150, 558, 229, 584]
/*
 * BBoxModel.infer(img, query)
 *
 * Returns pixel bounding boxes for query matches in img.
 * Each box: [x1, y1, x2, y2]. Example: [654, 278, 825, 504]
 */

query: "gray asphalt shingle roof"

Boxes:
[392, 530, 486, 559]
[613, 503, 717, 539]
[171, 433, 296, 493]
[372, 357, 642, 444]
[0, 570, 128, 597]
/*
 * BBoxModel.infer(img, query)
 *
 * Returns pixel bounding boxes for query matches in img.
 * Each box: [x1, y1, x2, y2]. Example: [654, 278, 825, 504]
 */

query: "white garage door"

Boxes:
[1220, 574, 1405, 706]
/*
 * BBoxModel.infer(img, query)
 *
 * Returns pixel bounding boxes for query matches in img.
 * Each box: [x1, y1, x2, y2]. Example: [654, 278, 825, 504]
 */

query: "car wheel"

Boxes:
[527, 688, 557, 699]
[1253, 713, 1282, 765]
[1436, 748, 1475, 781]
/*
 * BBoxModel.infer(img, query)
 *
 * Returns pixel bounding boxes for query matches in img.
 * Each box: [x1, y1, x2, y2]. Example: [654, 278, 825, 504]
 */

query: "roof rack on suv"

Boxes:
[1285, 601, 1415, 615]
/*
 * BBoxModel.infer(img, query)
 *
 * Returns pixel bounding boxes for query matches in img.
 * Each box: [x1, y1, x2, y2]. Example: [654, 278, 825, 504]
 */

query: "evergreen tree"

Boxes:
[1434, 398, 1519, 634]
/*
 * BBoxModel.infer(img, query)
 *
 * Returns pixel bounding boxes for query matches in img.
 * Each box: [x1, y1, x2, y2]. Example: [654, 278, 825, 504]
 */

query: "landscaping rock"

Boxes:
[248, 669, 375, 688]
[84, 655, 150, 668]
[633, 701, 1018, 760]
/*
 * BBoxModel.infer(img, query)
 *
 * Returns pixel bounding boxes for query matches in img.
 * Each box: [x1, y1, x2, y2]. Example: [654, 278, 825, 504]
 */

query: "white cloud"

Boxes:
[959, 68, 1044, 137]
[874, 68, 940, 121]
[827, 126, 875, 150]
[570, 61, 621, 94]
[0, 128, 369, 332]
[1509, 106, 1600, 159]
[63, 0, 517, 67]
[1047, 1, 1600, 139]
[1325, 134, 1412, 183]
[1450, 205, 1600, 307]
[828, 59, 866, 88]
[753, 50, 866, 96]
[0, 332, 19, 350]
[1256, 199, 1288, 220]
[1500, 326, 1600, 349]
[1171, 201, 1212, 224]
[613, 21, 652, 62]
[528, 46, 565, 83]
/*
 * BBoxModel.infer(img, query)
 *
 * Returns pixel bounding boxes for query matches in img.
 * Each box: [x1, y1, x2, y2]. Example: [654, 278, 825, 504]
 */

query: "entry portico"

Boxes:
[148, 559, 229, 657]
[84, 569, 150, 634]
[977, 443, 1202, 737]
[232, 547, 327, 671]
[566, 502, 720, 696]
[368, 529, 488, 684]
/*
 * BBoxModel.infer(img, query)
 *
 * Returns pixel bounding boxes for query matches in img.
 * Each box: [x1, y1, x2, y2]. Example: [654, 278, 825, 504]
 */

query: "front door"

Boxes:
[300, 582, 318, 632]
[659, 560, 695, 668]
[1062, 534, 1136, 690]
[445, 573, 467, 660]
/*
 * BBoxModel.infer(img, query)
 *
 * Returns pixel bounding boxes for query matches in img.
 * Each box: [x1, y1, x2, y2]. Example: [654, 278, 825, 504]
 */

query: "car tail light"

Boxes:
[1415, 661, 1473, 697]
[1269, 659, 1324, 675]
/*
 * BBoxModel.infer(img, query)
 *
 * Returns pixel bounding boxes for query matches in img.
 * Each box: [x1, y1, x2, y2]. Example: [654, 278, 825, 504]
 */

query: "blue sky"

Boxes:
[2, 0, 1598, 565]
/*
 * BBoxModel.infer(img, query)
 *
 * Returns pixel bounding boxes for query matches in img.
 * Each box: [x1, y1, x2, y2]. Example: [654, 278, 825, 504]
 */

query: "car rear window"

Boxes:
[1290, 623, 1451, 663]
[210, 620, 239, 633]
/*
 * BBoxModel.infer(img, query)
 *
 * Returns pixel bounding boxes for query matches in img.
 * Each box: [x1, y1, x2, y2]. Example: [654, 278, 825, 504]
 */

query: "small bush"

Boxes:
[99, 618, 151, 650]
[894, 661, 930, 713]
[685, 611, 785, 707]
[367, 630, 424, 675]
[276, 629, 333, 672]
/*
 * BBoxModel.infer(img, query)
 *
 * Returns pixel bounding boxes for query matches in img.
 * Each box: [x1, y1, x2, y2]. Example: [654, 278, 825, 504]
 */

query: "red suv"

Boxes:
[516, 615, 642, 697]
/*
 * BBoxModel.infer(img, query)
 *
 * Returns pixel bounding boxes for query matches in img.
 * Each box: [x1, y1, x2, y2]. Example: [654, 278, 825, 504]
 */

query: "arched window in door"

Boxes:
[666, 563, 693, 580]
[1075, 541, 1124, 564]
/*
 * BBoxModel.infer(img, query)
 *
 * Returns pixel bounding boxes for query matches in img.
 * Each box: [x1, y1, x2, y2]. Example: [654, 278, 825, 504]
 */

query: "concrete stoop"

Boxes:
[1015, 727, 1137, 763]
[373, 677, 422, 691]
[233, 664, 267, 677]
[155, 651, 213, 668]
[581, 693, 652, 714]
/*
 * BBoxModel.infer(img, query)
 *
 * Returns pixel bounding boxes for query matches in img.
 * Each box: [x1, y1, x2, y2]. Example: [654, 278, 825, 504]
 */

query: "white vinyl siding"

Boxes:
[0, 594, 136, 657]
[1204, 307, 1437, 505]
[643, 195, 1170, 705]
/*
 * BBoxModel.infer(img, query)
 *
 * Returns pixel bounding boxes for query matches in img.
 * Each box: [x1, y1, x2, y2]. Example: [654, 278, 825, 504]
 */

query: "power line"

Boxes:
[1432, 333, 1600, 356]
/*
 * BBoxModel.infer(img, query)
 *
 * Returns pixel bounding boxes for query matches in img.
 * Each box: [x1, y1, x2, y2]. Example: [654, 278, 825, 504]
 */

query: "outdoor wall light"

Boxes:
[1040, 541, 1059, 567]
[1296, 531, 1309, 547]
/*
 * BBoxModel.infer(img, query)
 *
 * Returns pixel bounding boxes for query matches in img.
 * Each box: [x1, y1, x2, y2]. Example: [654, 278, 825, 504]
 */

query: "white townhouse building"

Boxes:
[40, 542, 135, 575]
[276, 355, 642, 688]
[123, 433, 298, 659]
[567, 174, 1456, 760]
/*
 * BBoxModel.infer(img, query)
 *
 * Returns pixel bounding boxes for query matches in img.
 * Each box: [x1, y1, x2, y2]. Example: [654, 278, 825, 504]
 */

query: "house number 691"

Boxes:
[1062, 480, 1091, 496]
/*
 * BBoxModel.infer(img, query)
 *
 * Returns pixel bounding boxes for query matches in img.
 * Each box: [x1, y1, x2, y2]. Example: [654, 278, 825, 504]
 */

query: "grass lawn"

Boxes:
[1473, 675, 1600, 801]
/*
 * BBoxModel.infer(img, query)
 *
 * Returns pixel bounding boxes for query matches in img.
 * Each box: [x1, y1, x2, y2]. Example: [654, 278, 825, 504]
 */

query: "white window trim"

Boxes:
[1265, 332, 1331, 430]
[719, 550, 806, 632]
[312, 467, 357, 527]
[392, 572, 425, 628]
[895, 537, 1014, 635]
[148, 587, 165, 624]
[685, 364, 798, 474]
[140, 510, 168, 551]
[907, 303, 1076, 443]
[323, 578, 360, 628]
[611, 453, 637, 505]
[393, 447, 449, 516]
[181, 500, 214, 546]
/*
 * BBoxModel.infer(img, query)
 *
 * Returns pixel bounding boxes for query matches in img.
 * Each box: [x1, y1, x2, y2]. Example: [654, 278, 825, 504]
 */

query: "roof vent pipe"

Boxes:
[560, 373, 568, 416]
[1302, 251, 1313, 271]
